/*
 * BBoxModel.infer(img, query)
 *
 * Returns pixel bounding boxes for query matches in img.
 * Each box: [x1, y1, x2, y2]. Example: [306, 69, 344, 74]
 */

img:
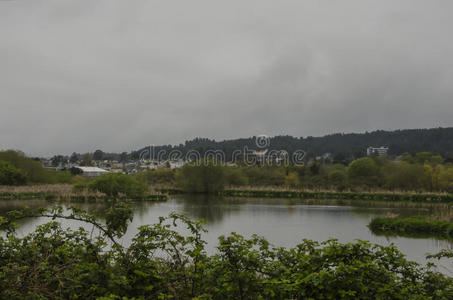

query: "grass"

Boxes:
[0, 184, 167, 202]
[157, 186, 453, 203]
[369, 216, 453, 239]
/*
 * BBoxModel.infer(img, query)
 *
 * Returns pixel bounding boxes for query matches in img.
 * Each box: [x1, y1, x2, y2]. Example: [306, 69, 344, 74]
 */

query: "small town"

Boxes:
[39, 146, 390, 178]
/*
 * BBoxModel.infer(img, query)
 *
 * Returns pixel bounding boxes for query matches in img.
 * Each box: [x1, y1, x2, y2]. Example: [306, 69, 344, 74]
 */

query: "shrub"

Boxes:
[0, 161, 27, 185]
[86, 173, 148, 198]
[243, 166, 286, 186]
[347, 157, 381, 188]
[176, 161, 227, 193]
[1, 207, 452, 299]
[224, 167, 248, 186]
[285, 171, 300, 187]
[134, 168, 176, 185]
[0, 150, 73, 184]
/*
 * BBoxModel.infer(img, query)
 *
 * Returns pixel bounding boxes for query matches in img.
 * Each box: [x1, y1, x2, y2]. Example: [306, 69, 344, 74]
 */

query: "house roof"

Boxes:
[76, 166, 109, 173]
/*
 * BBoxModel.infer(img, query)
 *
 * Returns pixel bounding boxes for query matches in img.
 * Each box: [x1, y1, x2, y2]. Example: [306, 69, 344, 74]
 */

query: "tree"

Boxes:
[383, 162, 425, 191]
[85, 173, 148, 198]
[0, 161, 27, 185]
[93, 150, 104, 161]
[445, 152, 453, 164]
[328, 169, 347, 189]
[0, 150, 58, 183]
[69, 152, 79, 164]
[50, 155, 65, 167]
[224, 167, 248, 186]
[439, 166, 453, 192]
[285, 171, 300, 187]
[120, 152, 128, 163]
[347, 157, 381, 188]
[176, 160, 227, 193]
[399, 152, 414, 163]
[80, 153, 92, 166]
[415, 152, 434, 164]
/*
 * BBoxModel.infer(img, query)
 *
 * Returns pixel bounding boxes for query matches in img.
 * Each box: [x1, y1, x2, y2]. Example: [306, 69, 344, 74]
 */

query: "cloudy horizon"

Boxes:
[1, 0, 453, 156]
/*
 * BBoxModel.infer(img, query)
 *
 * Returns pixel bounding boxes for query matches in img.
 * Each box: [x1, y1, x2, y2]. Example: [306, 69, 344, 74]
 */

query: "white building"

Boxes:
[75, 166, 109, 177]
[367, 146, 389, 156]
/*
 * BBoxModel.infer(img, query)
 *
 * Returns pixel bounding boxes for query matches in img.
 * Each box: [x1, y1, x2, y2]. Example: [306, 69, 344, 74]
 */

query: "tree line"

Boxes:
[45, 127, 453, 165]
[0, 150, 72, 185]
[136, 152, 453, 193]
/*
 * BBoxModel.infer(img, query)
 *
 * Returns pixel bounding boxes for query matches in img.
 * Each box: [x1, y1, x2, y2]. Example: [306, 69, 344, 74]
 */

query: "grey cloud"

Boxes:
[1, 0, 453, 156]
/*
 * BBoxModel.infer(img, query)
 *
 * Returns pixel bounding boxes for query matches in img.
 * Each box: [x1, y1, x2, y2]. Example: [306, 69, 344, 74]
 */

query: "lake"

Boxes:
[3, 195, 453, 273]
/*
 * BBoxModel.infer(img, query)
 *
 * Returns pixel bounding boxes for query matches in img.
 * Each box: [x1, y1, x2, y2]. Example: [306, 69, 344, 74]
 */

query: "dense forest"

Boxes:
[131, 127, 453, 162]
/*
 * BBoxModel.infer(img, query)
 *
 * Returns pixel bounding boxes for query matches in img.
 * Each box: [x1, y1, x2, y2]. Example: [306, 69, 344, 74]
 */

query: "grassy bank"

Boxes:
[158, 187, 453, 203]
[0, 184, 167, 202]
[369, 216, 453, 239]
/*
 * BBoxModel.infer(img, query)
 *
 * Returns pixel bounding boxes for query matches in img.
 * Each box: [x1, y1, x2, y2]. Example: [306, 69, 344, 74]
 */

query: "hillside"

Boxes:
[132, 127, 453, 162]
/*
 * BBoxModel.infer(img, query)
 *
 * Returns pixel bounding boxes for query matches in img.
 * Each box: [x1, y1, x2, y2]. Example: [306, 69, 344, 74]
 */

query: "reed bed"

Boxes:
[157, 187, 453, 203]
[0, 184, 167, 202]
[0, 184, 73, 194]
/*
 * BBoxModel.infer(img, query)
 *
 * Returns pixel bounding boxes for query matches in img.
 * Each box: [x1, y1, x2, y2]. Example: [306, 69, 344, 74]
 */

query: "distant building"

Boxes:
[74, 166, 109, 177]
[367, 146, 389, 156]
[169, 160, 186, 169]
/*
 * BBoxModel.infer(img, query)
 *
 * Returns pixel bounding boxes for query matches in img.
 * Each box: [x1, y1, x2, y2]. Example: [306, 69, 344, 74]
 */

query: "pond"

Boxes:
[3, 195, 453, 273]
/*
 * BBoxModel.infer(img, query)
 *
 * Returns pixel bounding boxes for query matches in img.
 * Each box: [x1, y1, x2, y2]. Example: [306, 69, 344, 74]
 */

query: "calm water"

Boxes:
[3, 195, 453, 273]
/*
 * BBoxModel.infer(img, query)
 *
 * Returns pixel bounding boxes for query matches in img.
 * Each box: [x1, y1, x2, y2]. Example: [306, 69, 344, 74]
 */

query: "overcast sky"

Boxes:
[1, 1, 453, 156]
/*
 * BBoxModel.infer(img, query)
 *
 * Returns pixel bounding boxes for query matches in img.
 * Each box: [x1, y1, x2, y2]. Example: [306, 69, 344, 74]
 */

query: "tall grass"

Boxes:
[0, 184, 167, 202]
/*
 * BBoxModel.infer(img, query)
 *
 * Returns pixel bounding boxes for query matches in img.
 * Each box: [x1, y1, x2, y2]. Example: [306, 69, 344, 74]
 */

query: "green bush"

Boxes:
[369, 216, 453, 239]
[243, 166, 286, 186]
[0, 150, 72, 184]
[86, 173, 148, 198]
[347, 157, 381, 188]
[0, 161, 27, 185]
[176, 161, 227, 193]
[134, 168, 176, 185]
[224, 167, 249, 186]
[0, 207, 452, 299]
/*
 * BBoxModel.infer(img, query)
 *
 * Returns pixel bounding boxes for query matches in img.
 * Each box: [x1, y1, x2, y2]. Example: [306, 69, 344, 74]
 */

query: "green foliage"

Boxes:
[347, 157, 381, 188]
[82, 173, 148, 198]
[383, 162, 425, 191]
[176, 161, 228, 193]
[224, 167, 249, 186]
[0, 150, 73, 184]
[161, 153, 453, 193]
[328, 169, 347, 189]
[285, 171, 299, 187]
[93, 149, 104, 161]
[136, 128, 453, 162]
[369, 216, 453, 239]
[134, 168, 176, 185]
[242, 166, 286, 186]
[0, 207, 452, 299]
[0, 161, 26, 185]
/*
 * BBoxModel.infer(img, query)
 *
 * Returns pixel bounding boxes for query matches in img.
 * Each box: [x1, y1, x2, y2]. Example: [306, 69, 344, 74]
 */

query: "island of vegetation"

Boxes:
[369, 216, 453, 240]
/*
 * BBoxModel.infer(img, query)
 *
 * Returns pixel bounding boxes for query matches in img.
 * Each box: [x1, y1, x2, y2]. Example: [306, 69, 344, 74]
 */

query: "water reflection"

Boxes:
[1, 196, 453, 271]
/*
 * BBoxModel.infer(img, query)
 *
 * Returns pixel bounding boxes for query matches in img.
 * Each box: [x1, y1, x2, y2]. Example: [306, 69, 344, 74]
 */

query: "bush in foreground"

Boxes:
[0, 206, 452, 299]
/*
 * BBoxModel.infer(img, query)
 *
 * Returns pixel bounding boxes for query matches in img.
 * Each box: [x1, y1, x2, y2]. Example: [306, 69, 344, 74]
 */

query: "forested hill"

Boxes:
[133, 127, 453, 161]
